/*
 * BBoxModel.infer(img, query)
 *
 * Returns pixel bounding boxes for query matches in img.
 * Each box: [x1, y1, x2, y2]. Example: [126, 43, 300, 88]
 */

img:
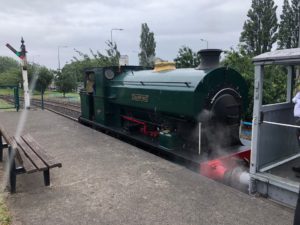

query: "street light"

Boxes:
[110, 28, 124, 43]
[200, 38, 208, 49]
[57, 45, 68, 72]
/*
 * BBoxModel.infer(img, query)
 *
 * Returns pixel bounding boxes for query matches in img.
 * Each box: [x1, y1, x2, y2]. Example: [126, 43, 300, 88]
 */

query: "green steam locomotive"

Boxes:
[79, 49, 248, 163]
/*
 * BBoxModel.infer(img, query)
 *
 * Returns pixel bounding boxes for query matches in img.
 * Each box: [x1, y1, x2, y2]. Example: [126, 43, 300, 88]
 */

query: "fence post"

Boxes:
[14, 86, 20, 112]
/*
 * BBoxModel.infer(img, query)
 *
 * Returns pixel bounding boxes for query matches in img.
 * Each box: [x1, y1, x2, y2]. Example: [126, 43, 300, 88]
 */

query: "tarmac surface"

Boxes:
[0, 110, 294, 225]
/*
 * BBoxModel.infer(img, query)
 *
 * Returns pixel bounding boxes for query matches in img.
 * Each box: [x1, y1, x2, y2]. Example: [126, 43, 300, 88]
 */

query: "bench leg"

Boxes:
[43, 169, 50, 186]
[8, 146, 16, 193]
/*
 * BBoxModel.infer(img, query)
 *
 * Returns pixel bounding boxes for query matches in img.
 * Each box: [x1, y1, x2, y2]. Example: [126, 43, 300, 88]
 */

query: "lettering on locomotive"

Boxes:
[131, 94, 149, 103]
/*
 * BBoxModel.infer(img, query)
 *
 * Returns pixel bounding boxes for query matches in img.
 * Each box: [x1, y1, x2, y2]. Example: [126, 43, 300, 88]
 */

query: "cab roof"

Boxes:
[253, 48, 300, 65]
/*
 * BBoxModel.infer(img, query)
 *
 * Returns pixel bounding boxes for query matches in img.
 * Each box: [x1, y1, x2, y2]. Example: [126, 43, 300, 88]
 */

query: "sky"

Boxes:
[0, 0, 283, 69]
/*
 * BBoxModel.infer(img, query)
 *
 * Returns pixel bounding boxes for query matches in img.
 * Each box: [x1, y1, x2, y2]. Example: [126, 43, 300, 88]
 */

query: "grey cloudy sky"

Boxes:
[0, 0, 283, 69]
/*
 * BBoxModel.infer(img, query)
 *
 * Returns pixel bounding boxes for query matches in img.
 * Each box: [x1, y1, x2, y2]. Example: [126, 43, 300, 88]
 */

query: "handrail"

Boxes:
[263, 120, 300, 129]
[242, 121, 252, 126]
[111, 80, 193, 87]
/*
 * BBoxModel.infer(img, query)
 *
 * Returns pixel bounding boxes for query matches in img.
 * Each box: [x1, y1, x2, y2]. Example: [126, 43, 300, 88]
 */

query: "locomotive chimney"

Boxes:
[197, 49, 222, 70]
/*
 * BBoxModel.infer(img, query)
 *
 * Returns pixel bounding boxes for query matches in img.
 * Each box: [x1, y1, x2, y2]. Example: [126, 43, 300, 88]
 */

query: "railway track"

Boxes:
[0, 95, 252, 139]
[31, 98, 81, 121]
[0, 95, 81, 121]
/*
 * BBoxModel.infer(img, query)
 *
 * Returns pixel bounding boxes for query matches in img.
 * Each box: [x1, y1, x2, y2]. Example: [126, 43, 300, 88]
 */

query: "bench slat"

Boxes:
[22, 134, 62, 169]
[11, 138, 38, 173]
[0, 125, 13, 144]
[0, 126, 23, 164]
[16, 137, 48, 171]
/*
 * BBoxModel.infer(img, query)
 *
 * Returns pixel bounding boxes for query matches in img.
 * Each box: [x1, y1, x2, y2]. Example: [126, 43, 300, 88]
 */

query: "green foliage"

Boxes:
[0, 196, 11, 225]
[139, 23, 156, 67]
[55, 70, 77, 97]
[222, 48, 287, 120]
[0, 68, 21, 86]
[291, 0, 300, 47]
[222, 48, 254, 120]
[278, 0, 294, 48]
[262, 65, 287, 105]
[0, 56, 21, 86]
[35, 66, 54, 94]
[240, 0, 278, 55]
[174, 46, 200, 68]
[105, 41, 121, 66]
[0, 56, 19, 74]
[60, 61, 83, 83]
[69, 41, 121, 83]
[0, 56, 53, 95]
[18, 63, 53, 93]
[232, 0, 290, 120]
[73, 41, 120, 67]
[277, 0, 300, 48]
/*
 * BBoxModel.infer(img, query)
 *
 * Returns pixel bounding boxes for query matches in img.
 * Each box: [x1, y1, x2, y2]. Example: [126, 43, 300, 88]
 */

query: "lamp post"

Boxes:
[57, 45, 68, 72]
[110, 28, 124, 43]
[200, 38, 208, 49]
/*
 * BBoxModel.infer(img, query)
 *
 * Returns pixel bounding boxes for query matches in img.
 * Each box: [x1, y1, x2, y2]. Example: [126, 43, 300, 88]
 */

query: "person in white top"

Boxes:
[292, 90, 300, 173]
[292, 89, 300, 225]
[292, 90, 300, 159]
[293, 91, 300, 118]
[293, 90, 300, 147]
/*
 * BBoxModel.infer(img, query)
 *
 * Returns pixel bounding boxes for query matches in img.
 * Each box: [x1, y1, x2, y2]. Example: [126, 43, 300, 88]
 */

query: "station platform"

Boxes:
[0, 110, 294, 225]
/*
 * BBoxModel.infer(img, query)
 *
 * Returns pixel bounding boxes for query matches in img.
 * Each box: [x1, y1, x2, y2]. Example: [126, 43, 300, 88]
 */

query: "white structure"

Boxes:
[119, 55, 129, 66]
[22, 60, 30, 109]
[250, 48, 300, 207]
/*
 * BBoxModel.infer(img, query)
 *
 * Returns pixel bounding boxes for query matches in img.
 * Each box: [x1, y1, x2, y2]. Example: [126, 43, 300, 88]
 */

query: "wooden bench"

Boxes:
[0, 127, 62, 193]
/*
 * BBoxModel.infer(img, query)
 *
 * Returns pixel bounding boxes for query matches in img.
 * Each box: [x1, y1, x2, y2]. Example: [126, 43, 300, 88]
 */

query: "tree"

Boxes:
[105, 41, 120, 66]
[0, 68, 21, 86]
[222, 48, 254, 120]
[0, 56, 19, 74]
[69, 41, 121, 83]
[290, 0, 300, 47]
[223, 47, 287, 120]
[74, 41, 120, 68]
[0, 57, 54, 92]
[139, 23, 156, 67]
[0, 56, 21, 85]
[277, 0, 300, 49]
[174, 46, 201, 68]
[262, 66, 287, 106]
[35, 66, 54, 94]
[55, 70, 77, 97]
[278, 0, 293, 49]
[240, 0, 278, 55]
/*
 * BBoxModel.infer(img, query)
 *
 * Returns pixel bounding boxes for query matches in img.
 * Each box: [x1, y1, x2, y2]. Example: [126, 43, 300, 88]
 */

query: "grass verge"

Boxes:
[0, 196, 11, 225]
[0, 100, 15, 112]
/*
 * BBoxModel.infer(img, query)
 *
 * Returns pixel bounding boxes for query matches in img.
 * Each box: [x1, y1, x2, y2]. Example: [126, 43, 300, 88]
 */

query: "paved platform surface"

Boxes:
[0, 110, 294, 225]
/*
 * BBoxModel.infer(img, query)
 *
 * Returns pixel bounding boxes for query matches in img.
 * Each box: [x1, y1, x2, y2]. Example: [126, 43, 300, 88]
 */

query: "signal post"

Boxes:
[6, 38, 30, 109]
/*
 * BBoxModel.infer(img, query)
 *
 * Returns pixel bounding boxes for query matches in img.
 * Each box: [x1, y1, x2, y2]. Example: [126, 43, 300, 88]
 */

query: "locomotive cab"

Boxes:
[80, 72, 95, 120]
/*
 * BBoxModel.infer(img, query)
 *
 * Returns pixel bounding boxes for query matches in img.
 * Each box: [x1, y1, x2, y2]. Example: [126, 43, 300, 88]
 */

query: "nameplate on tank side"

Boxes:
[131, 94, 149, 103]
